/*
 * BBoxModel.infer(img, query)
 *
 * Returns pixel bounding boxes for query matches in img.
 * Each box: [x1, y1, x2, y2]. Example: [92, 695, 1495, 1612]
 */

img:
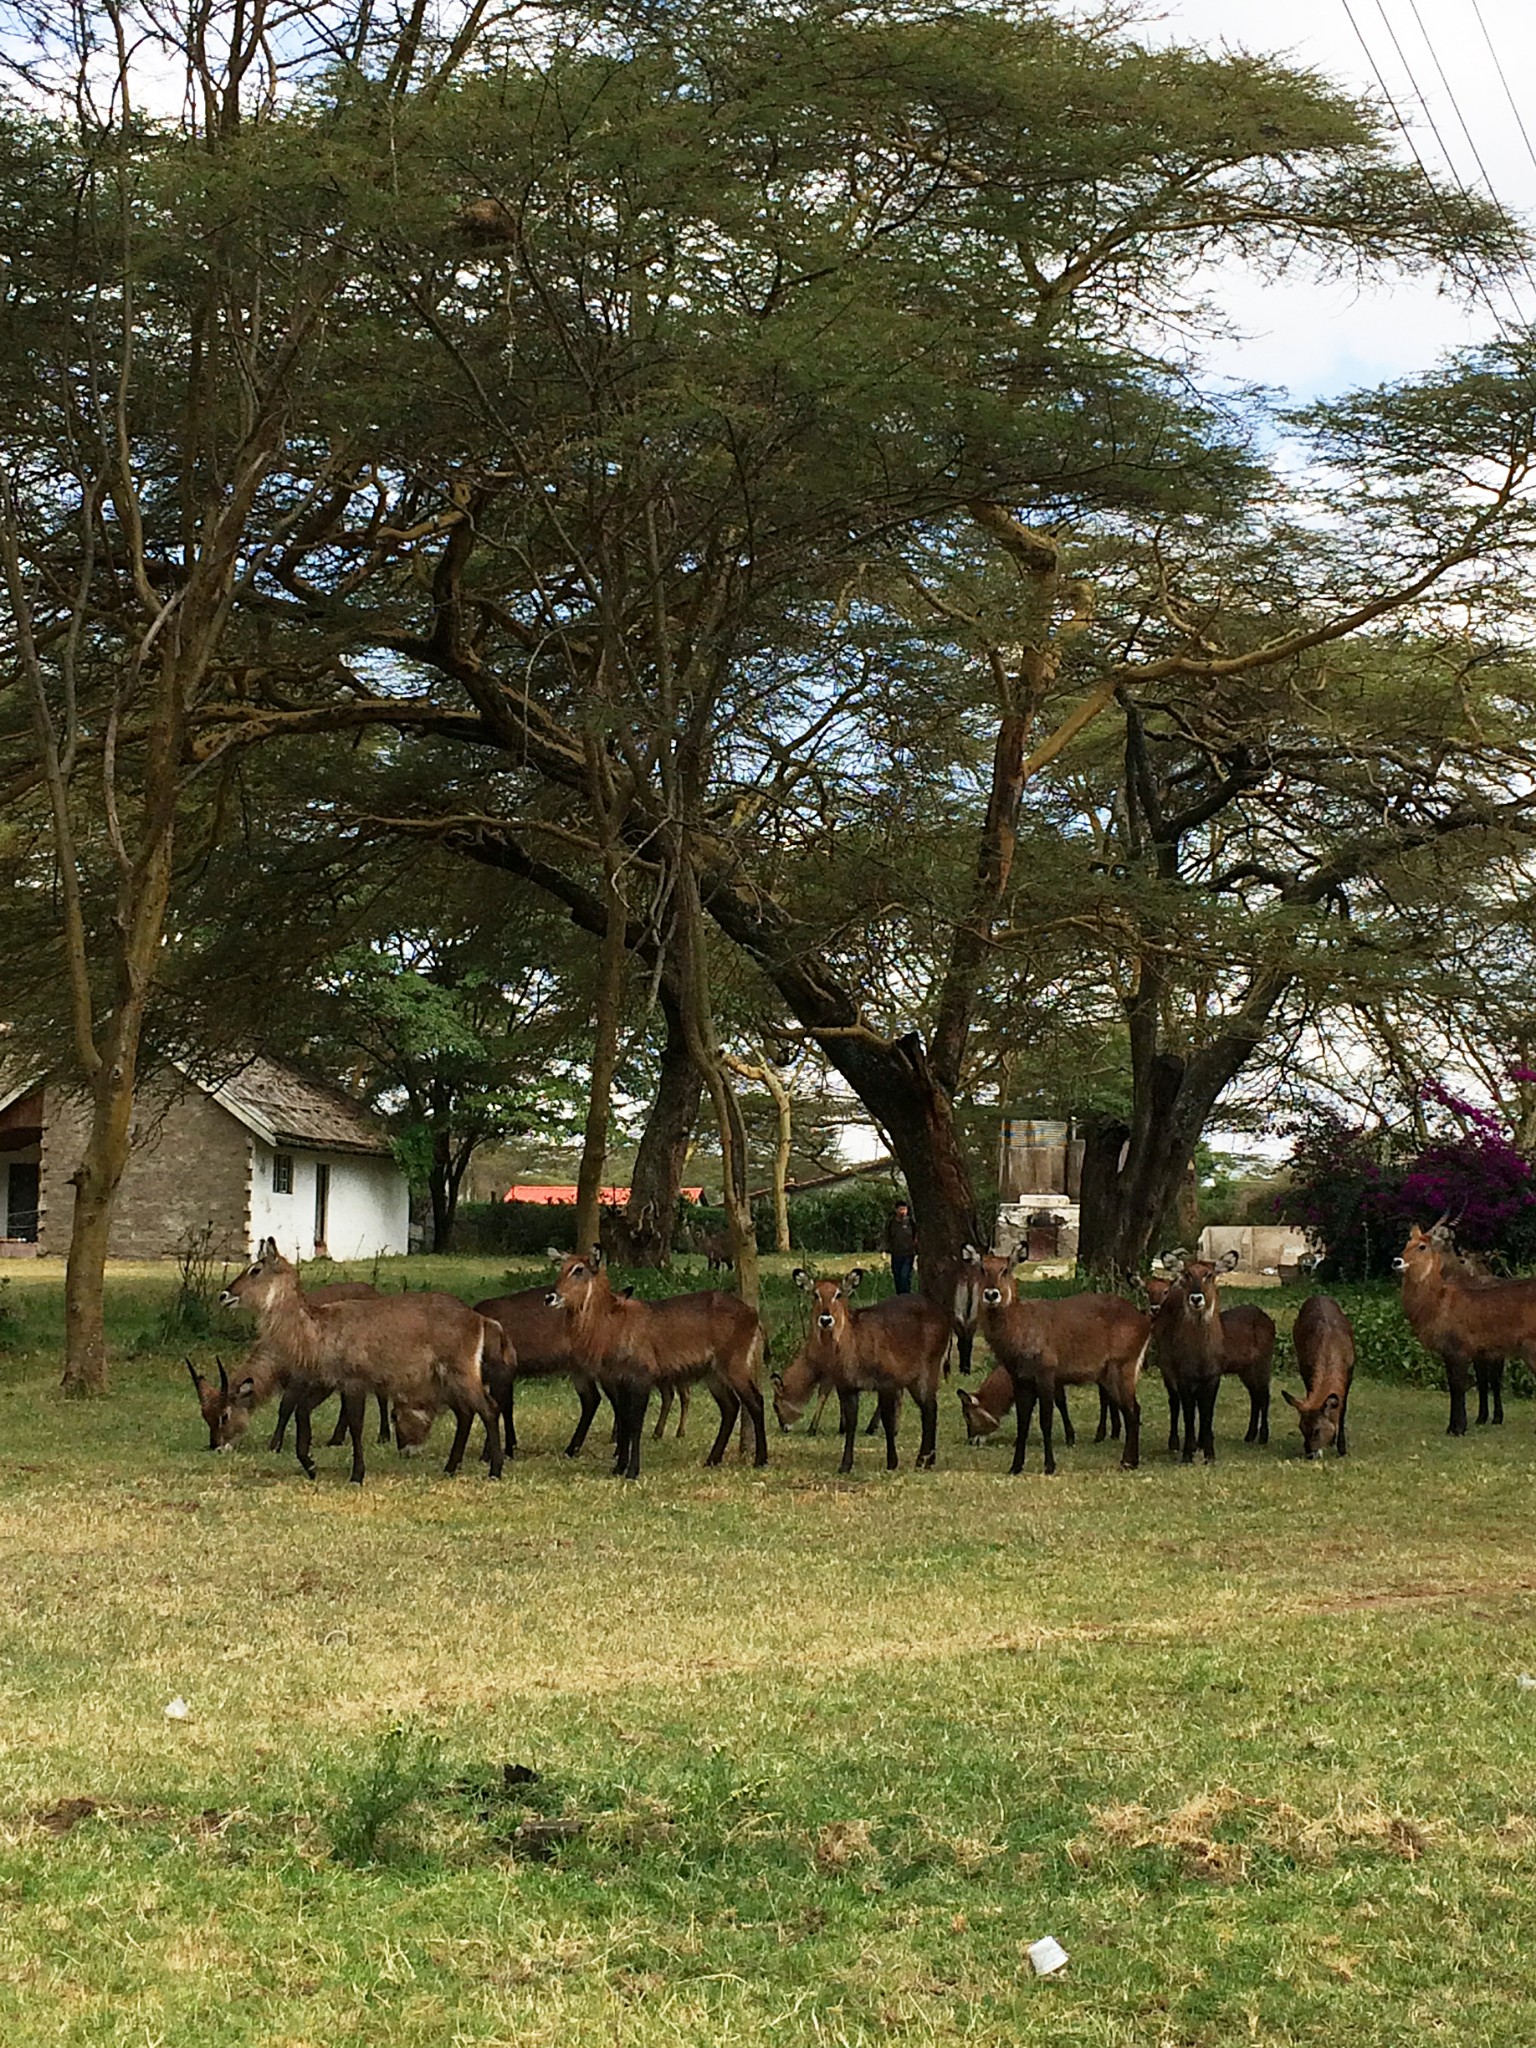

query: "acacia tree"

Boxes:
[178, 0, 1533, 1308]
[0, 0, 545, 1385]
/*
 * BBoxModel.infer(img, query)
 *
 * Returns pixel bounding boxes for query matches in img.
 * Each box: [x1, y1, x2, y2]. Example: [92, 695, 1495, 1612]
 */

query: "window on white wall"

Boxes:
[272, 1153, 294, 1194]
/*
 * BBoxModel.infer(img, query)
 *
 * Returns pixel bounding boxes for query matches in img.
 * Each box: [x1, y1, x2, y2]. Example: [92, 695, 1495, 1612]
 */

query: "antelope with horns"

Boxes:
[975, 1252, 1148, 1475]
[545, 1247, 766, 1481]
[200, 1240, 504, 1483]
[774, 1267, 949, 1473]
[1284, 1294, 1355, 1458]
[1395, 1222, 1536, 1435]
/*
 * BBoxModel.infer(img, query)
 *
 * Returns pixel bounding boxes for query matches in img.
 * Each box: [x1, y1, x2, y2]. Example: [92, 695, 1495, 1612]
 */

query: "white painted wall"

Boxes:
[248, 1141, 409, 1261]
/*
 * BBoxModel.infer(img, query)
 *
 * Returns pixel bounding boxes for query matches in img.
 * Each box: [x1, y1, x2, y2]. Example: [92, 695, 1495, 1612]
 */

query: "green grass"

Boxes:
[0, 1255, 1533, 2043]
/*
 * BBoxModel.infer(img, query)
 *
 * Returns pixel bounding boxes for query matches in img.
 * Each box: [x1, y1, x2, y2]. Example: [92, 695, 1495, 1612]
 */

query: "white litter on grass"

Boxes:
[163, 1697, 191, 1721]
[1518, 1674, 1536, 1692]
[1028, 1935, 1069, 1977]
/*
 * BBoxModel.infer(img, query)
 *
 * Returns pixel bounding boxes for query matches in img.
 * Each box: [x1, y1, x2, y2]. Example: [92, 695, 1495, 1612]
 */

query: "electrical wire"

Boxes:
[1467, 0, 1536, 188]
[1339, 0, 1533, 337]
[1398, 0, 1536, 318]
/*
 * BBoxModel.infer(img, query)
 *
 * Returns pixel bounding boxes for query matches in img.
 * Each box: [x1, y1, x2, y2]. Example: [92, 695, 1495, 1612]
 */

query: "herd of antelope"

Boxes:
[184, 1219, 1533, 1485]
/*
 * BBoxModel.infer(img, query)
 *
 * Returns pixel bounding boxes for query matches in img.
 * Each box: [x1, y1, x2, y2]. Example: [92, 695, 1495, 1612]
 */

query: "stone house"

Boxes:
[0, 1056, 409, 1262]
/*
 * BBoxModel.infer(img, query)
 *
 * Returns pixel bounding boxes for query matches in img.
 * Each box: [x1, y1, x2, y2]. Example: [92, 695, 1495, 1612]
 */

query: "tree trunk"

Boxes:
[623, 994, 702, 1267]
[573, 850, 629, 1258]
[726, 1053, 794, 1254]
[61, 1064, 140, 1395]
[676, 858, 760, 1308]
[804, 1030, 978, 1315]
[762, 1061, 793, 1256]
[428, 1111, 454, 1253]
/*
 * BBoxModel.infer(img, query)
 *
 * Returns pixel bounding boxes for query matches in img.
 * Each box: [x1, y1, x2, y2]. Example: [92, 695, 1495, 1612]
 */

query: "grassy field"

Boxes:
[0, 1254, 1534, 2045]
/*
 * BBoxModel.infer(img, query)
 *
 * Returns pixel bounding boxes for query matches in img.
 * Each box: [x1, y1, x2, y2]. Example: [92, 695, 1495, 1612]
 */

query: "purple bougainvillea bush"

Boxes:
[1279, 1077, 1536, 1280]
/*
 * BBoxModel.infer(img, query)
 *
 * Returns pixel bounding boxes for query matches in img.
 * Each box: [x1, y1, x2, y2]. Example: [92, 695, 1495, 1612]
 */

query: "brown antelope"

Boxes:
[545, 1247, 766, 1480]
[1395, 1222, 1536, 1435]
[472, 1286, 600, 1460]
[773, 1267, 949, 1472]
[196, 1241, 504, 1484]
[1144, 1260, 1275, 1452]
[209, 1276, 388, 1455]
[956, 1366, 1076, 1447]
[976, 1252, 1147, 1474]
[1149, 1254, 1244, 1463]
[1284, 1295, 1355, 1458]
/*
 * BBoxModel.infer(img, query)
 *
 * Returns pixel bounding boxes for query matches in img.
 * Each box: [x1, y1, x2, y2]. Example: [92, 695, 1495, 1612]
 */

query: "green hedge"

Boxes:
[452, 1201, 580, 1257]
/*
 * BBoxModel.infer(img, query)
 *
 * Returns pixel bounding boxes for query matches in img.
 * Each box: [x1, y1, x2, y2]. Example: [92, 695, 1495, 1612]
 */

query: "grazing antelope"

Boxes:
[956, 1366, 1077, 1447]
[1284, 1295, 1355, 1458]
[1395, 1222, 1536, 1435]
[212, 1275, 386, 1455]
[545, 1247, 766, 1480]
[976, 1252, 1147, 1474]
[196, 1240, 504, 1484]
[773, 1267, 949, 1472]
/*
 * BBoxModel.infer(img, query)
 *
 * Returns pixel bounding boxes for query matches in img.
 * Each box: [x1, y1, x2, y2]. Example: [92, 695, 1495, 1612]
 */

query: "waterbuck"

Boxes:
[976, 1252, 1148, 1475]
[1283, 1295, 1355, 1458]
[774, 1267, 948, 1472]
[1395, 1222, 1536, 1434]
[201, 1241, 503, 1483]
[545, 1247, 766, 1480]
[1145, 1258, 1274, 1452]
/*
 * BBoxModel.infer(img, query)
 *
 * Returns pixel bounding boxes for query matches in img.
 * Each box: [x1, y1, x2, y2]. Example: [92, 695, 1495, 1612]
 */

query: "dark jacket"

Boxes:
[886, 1211, 918, 1257]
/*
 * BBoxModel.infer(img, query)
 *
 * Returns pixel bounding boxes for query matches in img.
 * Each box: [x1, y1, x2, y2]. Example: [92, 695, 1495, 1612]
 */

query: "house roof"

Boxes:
[203, 1055, 393, 1158]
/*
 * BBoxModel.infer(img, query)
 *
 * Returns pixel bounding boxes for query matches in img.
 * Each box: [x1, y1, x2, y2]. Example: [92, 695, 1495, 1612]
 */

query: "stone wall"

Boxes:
[39, 1079, 251, 1260]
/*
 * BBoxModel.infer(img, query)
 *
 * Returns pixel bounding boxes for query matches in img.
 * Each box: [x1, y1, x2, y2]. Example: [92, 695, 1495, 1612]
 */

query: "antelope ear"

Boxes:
[1322, 1392, 1340, 1411]
[590, 1244, 604, 1267]
[545, 1246, 562, 1262]
[770, 1372, 784, 1390]
[792, 1267, 812, 1291]
[235, 1376, 255, 1400]
[619, 1285, 635, 1299]
[843, 1267, 866, 1294]
[261, 1236, 279, 1261]
[1281, 1389, 1302, 1410]
[1218, 1250, 1241, 1272]
[961, 1244, 980, 1263]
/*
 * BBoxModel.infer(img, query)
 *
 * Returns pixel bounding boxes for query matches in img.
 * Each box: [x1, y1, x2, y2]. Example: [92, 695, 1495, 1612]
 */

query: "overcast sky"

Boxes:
[1139, 0, 1536, 401]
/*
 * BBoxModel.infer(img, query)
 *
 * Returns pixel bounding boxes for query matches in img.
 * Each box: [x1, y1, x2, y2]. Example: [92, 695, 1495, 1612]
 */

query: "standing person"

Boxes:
[887, 1201, 918, 1295]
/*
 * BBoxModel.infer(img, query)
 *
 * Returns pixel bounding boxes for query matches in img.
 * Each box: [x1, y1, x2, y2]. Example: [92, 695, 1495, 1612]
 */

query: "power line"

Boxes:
[1339, 0, 1528, 339]
[1399, 0, 1536, 319]
[1380, 0, 1536, 327]
[1467, 0, 1536, 189]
